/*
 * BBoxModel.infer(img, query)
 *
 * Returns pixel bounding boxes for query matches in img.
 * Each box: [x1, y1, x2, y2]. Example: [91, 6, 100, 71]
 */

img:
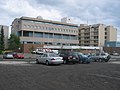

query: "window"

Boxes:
[63, 35, 70, 39]
[49, 27, 51, 30]
[17, 31, 22, 36]
[23, 31, 33, 37]
[34, 32, 43, 38]
[70, 35, 77, 40]
[49, 33, 53, 38]
[105, 32, 107, 35]
[54, 34, 62, 39]
[44, 33, 49, 38]
[38, 26, 41, 29]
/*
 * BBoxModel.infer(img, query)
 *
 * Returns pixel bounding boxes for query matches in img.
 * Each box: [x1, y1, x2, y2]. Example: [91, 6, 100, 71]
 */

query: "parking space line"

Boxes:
[0, 61, 31, 66]
[108, 61, 120, 64]
[90, 74, 120, 80]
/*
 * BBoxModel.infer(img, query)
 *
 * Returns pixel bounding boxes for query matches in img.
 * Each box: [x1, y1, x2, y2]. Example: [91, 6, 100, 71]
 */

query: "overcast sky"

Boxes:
[0, 0, 120, 40]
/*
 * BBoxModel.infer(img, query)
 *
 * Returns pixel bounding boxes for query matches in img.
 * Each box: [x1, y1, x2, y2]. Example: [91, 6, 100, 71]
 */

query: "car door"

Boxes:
[97, 53, 100, 59]
[41, 53, 48, 63]
[37, 55, 42, 63]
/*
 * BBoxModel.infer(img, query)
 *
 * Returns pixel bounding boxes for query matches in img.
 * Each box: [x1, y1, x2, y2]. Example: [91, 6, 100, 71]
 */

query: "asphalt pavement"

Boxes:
[0, 58, 120, 90]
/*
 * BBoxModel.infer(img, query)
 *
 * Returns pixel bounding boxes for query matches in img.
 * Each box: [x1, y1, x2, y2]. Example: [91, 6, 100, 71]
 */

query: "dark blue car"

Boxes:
[75, 52, 91, 64]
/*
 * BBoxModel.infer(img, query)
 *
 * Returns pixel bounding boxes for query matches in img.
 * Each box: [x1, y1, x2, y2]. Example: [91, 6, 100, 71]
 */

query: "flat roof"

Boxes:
[20, 16, 78, 27]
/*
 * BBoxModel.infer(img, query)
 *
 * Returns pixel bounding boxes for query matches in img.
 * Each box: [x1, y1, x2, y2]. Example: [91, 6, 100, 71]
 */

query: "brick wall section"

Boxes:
[21, 44, 44, 53]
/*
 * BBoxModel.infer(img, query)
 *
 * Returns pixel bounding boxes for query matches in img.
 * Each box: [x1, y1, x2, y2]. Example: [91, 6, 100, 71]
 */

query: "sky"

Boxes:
[0, 0, 120, 40]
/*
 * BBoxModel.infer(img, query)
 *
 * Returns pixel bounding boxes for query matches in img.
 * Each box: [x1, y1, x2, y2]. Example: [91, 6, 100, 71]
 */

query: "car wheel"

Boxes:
[78, 60, 82, 64]
[86, 62, 90, 64]
[105, 59, 109, 62]
[81, 61, 84, 64]
[94, 60, 97, 62]
[36, 59, 39, 64]
[46, 61, 49, 65]
[98, 58, 102, 62]
[73, 62, 76, 64]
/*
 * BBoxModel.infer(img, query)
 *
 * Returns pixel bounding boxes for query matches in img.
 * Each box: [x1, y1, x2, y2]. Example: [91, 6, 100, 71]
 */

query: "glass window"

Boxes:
[44, 33, 49, 38]
[49, 53, 59, 57]
[70, 35, 78, 40]
[38, 26, 41, 29]
[49, 27, 51, 30]
[34, 32, 43, 37]
[49, 33, 53, 38]
[54, 34, 62, 39]
[63, 35, 70, 39]
[52, 28, 54, 30]
[23, 31, 33, 37]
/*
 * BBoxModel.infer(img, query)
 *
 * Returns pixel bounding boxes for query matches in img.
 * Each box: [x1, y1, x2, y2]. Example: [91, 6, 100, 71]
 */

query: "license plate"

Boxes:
[56, 58, 61, 60]
[73, 57, 76, 59]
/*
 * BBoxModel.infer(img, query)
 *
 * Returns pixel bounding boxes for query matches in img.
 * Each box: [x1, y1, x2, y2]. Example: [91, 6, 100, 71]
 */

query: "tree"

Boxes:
[8, 33, 21, 51]
[0, 26, 4, 50]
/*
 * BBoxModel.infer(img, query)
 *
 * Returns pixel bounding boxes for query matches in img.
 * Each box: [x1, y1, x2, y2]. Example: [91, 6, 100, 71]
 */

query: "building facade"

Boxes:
[0, 25, 9, 49]
[79, 24, 117, 47]
[11, 16, 79, 52]
[105, 41, 120, 47]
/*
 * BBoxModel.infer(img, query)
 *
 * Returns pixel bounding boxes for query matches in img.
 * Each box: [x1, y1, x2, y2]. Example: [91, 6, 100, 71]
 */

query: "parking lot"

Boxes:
[0, 54, 120, 90]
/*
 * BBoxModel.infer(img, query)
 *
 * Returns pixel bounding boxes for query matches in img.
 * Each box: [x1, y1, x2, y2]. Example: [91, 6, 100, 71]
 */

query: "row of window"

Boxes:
[18, 31, 78, 40]
[23, 25, 78, 33]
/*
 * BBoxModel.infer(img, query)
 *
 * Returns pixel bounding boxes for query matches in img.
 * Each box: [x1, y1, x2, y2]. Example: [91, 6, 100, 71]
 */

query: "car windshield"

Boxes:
[69, 52, 78, 57]
[49, 53, 59, 57]
[78, 53, 87, 57]
[4, 52, 13, 55]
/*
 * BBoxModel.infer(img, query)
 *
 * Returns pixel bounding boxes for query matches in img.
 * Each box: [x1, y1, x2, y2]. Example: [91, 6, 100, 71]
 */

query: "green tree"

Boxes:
[8, 33, 21, 51]
[0, 26, 4, 50]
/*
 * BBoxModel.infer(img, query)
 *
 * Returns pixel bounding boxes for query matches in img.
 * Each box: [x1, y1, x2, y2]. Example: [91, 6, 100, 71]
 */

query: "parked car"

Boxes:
[31, 50, 36, 54]
[111, 52, 119, 56]
[75, 52, 91, 64]
[89, 53, 111, 62]
[59, 51, 79, 64]
[13, 53, 24, 59]
[3, 52, 14, 59]
[36, 52, 63, 65]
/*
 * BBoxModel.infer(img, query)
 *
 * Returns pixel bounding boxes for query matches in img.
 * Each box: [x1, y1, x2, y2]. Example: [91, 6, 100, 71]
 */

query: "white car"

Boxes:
[3, 52, 14, 59]
[36, 52, 63, 65]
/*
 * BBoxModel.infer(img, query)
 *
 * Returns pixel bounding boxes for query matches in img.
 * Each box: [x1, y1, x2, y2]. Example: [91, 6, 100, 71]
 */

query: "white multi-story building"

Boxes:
[79, 24, 117, 47]
[11, 16, 79, 52]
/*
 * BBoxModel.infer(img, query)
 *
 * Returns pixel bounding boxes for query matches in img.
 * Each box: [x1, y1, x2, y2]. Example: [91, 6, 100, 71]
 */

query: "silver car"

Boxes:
[36, 52, 63, 65]
[89, 53, 111, 62]
[3, 52, 14, 59]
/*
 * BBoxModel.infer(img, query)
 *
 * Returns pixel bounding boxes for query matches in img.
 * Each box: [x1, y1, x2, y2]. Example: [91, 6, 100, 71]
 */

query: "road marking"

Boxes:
[108, 61, 120, 64]
[0, 61, 31, 66]
[90, 74, 120, 80]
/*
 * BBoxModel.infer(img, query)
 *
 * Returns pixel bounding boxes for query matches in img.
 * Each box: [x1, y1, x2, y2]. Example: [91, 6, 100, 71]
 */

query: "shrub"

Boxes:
[0, 50, 3, 54]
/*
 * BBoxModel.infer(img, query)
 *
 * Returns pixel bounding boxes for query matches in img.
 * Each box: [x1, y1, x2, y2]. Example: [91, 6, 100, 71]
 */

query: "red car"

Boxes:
[13, 53, 24, 59]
